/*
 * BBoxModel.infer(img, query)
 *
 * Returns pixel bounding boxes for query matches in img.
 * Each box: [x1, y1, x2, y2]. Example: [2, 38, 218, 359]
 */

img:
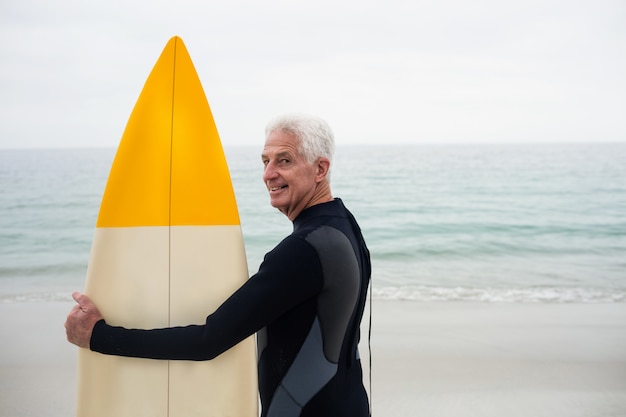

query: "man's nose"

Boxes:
[263, 161, 278, 182]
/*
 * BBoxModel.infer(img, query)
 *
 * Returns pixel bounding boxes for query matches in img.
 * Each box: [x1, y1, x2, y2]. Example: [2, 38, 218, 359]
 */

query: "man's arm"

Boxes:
[65, 236, 324, 361]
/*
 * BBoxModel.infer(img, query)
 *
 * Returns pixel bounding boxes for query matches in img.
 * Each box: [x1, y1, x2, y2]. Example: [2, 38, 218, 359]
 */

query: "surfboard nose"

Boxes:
[97, 36, 239, 228]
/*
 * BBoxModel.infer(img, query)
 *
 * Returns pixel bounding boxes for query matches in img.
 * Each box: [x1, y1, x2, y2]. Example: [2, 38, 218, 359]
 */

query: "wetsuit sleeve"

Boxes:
[90, 236, 322, 360]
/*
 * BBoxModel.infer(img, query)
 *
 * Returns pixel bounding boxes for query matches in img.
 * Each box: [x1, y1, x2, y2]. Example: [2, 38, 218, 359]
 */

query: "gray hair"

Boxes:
[265, 113, 335, 167]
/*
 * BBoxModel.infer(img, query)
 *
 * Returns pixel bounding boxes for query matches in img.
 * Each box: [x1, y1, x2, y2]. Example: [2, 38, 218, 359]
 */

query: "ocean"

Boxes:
[1, 143, 625, 304]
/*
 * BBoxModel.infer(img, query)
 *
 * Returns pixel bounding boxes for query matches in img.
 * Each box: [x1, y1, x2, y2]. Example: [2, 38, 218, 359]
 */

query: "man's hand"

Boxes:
[65, 292, 103, 349]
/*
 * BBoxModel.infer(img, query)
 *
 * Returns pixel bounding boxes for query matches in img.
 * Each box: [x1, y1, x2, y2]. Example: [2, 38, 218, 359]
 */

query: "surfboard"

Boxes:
[76, 36, 258, 417]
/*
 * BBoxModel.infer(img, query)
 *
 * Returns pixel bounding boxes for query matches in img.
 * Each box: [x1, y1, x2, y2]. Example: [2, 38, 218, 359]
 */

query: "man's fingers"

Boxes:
[72, 292, 94, 311]
[72, 291, 85, 304]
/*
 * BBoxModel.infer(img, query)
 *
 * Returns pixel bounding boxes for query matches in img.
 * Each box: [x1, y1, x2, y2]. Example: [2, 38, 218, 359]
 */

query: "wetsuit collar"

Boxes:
[292, 198, 345, 230]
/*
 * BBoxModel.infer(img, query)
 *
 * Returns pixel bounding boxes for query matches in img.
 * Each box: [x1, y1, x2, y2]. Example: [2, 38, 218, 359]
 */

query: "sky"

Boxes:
[1, 0, 625, 148]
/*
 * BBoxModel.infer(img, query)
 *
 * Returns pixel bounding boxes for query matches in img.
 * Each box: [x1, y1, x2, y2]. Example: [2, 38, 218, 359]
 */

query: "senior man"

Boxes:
[66, 113, 371, 417]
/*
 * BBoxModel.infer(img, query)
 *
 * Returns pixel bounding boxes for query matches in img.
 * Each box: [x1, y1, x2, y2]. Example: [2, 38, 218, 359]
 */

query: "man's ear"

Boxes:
[315, 158, 331, 182]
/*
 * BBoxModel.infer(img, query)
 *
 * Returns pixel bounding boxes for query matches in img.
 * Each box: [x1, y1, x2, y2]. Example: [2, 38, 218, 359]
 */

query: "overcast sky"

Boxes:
[1, 0, 624, 148]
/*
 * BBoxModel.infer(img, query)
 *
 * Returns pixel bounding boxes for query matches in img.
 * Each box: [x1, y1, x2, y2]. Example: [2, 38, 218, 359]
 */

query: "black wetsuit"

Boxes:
[90, 198, 371, 417]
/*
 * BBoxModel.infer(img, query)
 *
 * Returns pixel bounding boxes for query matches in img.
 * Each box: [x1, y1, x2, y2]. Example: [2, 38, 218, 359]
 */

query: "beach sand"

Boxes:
[1, 301, 625, 417]
[370, 301, 626, 417]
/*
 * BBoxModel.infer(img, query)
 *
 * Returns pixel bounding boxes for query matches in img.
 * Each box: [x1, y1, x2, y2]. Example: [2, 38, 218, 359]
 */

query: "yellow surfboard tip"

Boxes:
[97, 38, 240, 228]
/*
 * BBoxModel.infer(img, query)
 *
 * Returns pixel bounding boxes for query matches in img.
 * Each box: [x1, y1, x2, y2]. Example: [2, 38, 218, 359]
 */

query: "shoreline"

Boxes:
[2, 301, 626, 416]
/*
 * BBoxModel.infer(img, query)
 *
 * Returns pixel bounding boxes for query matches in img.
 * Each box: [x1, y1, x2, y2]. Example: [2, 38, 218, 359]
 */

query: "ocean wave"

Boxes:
[0, 292, 74, 304]
[373, 286, 626, 303]
[3, 286, 625, 304]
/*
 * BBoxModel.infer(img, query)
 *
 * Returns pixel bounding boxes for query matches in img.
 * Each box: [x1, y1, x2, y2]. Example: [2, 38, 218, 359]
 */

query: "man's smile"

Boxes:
[268, 184, 288, 192]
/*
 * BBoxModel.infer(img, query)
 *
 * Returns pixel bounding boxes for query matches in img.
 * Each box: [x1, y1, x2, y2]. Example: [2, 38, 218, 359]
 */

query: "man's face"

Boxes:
[261, 130, 320, 220]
